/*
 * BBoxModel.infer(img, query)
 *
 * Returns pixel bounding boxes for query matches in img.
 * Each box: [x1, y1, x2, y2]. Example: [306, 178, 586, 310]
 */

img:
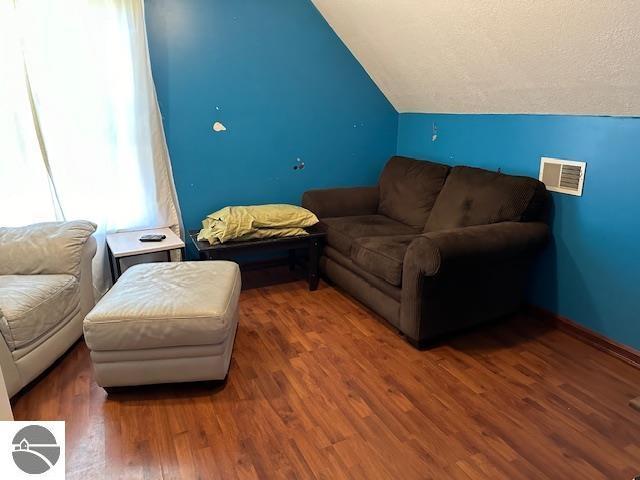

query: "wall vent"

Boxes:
[539, 157, 586, 196]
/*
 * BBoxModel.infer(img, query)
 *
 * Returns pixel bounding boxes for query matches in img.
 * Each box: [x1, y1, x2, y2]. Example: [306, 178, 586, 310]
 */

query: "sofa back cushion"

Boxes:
[425, 166, 548, 232]
[0, 221, 96, 277]
[378, 156, 450, 229]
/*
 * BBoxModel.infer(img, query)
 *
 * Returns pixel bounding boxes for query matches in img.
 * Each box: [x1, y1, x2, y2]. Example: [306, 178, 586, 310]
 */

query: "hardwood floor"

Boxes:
[12, 268, 640, 479]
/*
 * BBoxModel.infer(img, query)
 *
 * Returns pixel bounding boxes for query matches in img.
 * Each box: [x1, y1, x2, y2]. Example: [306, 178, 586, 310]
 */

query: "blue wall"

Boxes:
[398, 113, 640, 349]
[144, 0, 397, 229]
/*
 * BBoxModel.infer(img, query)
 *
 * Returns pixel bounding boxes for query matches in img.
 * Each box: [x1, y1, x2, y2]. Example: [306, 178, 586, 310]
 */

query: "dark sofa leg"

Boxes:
[403, 335, 434, 350]
[404, 335, 421, 349]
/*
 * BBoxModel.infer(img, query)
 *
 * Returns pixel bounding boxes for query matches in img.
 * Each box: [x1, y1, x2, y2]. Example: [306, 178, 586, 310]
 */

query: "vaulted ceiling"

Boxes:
[312, 0, 640, 115]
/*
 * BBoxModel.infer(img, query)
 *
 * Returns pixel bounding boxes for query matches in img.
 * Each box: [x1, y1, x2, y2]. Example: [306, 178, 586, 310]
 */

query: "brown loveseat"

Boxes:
[302, 156, 550, 347]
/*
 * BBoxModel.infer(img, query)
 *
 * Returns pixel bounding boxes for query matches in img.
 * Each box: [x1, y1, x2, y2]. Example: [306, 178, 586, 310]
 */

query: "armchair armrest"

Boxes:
[302, 186, 379, 218]
[0, 220, 97, 277]
[404, 221, 550, 277]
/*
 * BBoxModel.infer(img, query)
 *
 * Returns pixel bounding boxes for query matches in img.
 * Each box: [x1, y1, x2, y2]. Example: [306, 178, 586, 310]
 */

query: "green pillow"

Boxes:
[197, 204, 318, 245]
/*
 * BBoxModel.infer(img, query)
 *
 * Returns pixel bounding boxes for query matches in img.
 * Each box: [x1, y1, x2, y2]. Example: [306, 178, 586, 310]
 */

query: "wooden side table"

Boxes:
[189, 229, 326, 291]
[106, 227, 185, 283]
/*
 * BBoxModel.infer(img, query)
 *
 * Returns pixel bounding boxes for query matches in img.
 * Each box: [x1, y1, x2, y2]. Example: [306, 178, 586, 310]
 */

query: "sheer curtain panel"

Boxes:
[0, 0, 182, 295]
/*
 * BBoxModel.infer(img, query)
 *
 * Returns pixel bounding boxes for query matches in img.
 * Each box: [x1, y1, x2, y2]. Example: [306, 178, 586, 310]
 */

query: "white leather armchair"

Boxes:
[0, 221, 97, 397]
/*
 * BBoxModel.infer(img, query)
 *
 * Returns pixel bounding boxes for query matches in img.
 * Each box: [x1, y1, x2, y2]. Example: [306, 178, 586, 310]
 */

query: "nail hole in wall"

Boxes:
[293, 157, 305, 171]
[213, 121, 227, 132]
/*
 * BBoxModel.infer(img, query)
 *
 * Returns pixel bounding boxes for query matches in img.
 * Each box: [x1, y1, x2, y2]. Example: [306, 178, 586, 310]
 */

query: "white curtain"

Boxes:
[0, 0, 182, 295]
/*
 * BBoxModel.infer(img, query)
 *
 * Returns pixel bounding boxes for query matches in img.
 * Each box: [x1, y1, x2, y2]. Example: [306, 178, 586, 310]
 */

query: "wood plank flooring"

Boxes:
[11, 268, 640, 479]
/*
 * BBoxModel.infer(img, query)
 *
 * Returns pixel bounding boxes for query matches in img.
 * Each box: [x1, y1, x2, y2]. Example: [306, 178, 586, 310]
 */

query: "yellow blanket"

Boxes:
[197, 204, 319, 245]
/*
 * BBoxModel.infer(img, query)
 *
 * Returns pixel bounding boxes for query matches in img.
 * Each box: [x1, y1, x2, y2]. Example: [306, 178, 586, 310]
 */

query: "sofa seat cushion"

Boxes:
[321, 215, 419, 256]
[83, 261, 241, 351]
[378, 156, 450, 229]
[324, 246, 401, 301]
[425, 166, 547, 232]
[0, 274, 79, 351]
[351, 235, 417, 286]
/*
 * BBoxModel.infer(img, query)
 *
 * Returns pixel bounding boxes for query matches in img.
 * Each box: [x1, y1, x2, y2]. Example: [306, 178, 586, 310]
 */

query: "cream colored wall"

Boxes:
[312, 0, 640, 115]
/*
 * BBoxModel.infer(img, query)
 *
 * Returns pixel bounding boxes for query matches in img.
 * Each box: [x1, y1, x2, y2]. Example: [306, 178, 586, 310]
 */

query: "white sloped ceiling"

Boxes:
[312, 0, 640, 115]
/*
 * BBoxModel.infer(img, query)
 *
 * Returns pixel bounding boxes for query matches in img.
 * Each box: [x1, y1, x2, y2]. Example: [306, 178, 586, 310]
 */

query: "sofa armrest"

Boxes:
[79, 235, 97, 315]
[302, 186, 379, 218]
[404, 222, 549, 277]
[400, 222, 549, 344]
[0, 220, 97, 277]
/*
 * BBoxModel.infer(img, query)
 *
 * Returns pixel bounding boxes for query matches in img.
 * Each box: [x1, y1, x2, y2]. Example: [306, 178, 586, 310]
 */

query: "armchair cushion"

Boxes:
[320, 215, 419, 257]
[378, 156, 449, 229]
[425, 166, 547, 232]
[0, 221, 96, 277]
[351, 235, 417, 286]
[0, 274, 79, 351]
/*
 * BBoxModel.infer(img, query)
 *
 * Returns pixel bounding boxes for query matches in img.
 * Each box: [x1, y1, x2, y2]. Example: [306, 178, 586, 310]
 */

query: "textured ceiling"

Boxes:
[312, 0, 640, 115]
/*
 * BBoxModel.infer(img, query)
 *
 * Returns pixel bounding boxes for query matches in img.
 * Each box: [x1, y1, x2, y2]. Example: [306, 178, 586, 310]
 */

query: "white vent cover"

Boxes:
[539, 157, 586, 196]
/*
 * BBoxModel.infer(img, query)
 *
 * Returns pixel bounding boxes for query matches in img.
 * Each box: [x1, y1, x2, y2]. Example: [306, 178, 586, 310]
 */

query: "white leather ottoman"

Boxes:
[83, 261, 240, 388]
